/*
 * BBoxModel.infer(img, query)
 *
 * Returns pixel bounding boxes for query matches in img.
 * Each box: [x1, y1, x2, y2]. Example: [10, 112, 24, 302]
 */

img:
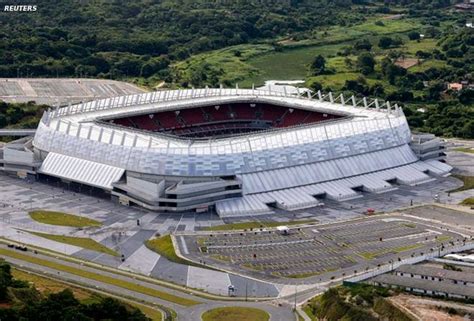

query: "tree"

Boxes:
[344, 57, 353, 68]
[343, 76, 369, 95]
[370, 83, 385, 97]
[357, 52, 375, 75]
[387, 90, 414, 102]
[0, 261, 13, 300]
[378, 36, 393, 49]
[460, 120, 474, 139]
[309, 81, 322, 92]
[310, 55, 326, 75]
[415, 50, 431, 59]
[354, 39, 372, 51]
[458, 89, 474, 105]
[380, 58, 406, 84]
[408, 31, 420, 40]
[391, 37, 403, 47]
[446, 48, 463, 58]
[427, 82, 445, 101]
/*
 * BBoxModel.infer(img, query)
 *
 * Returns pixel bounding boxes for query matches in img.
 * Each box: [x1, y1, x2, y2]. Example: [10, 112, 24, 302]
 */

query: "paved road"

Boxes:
[1, 247, 295, 321]
[0, 129, 36, 136]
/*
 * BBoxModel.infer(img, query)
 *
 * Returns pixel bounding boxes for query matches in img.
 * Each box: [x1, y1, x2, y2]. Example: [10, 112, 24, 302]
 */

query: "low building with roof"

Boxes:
[372, 273, 474, 300]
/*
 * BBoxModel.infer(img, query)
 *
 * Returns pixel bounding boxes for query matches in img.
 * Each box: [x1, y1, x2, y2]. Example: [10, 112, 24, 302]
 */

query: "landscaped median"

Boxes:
[0, 247, 200, 307]
[460, 197, 474, 206]
[24, 230, 118, 256]
[146, 235, 187, 265]
[29, 210, 102, 228]
[358, 244, 424, 260]
[145, 235, 216, 271]
[201, 307, 269, 321]
[450, 175, 474, 193]
[0, 237, 258, 303]
[453, 147, 474, 155]
[203, 219, 317, 231]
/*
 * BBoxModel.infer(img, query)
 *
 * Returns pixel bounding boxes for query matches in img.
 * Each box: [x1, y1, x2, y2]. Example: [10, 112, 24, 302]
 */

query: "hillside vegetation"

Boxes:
[0, 1, 472, 138]
[0, 260, 150, 320]
[172, 4, 473, 138]
[0, 0, 358, 82]
[304, 284, 413, 321]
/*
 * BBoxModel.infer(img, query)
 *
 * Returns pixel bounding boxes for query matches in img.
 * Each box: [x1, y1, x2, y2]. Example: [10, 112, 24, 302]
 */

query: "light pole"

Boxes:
[245, 281, 248, 302]
[294, 285, 297, 310]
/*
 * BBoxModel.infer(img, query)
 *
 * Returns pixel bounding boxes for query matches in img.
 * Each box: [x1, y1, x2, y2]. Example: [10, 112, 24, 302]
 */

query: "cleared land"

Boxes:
[249, 34, 430, 90]
[394, 58, 419, 69]
[245, 43, 345, 86]
[201, 307, 269, 321]
[174, 15, 425, 89]
[26, 231, 118, 256]
[172, 44, 272, 87]
[29, 210, 102, 228]
[0, 248, 199, 306]
[390, 294, 474, 321]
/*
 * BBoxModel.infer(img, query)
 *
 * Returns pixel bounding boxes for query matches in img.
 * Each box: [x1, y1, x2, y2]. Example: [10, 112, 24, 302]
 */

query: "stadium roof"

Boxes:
[40, 88, 403, 154]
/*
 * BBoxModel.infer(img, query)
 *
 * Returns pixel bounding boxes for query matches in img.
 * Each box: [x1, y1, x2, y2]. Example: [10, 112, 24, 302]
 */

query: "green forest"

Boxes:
[0, 0, 473, 138]
[0, 0, 359, 79]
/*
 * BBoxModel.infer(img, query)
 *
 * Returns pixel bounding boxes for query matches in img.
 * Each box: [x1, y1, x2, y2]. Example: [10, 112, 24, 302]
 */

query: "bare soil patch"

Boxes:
[390, 294, 474, 321]
[395, 58, 420, 69]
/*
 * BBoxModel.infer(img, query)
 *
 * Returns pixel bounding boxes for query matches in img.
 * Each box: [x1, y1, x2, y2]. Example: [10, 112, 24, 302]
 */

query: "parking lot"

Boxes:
[180, 214, 468, 284]
[403, 205, 474, 231]
[0, 78, 145, 105]
[0, 170, 471, 289]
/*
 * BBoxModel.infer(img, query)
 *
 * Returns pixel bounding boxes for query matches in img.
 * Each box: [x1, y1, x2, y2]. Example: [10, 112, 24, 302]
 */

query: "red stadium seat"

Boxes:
[107, 102, 342, 137]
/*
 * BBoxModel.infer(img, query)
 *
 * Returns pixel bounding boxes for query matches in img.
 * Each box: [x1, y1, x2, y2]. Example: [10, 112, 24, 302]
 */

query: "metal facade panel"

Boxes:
[39, 152, 124, 190]
[33, 88, 414, 177]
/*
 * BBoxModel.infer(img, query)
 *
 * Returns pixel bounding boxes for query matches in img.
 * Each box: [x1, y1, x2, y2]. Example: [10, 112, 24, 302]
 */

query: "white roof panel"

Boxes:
[39, 152, 124, 190]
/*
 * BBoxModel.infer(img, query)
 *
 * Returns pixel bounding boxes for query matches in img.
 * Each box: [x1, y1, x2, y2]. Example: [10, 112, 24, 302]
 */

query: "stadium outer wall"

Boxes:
[0, 88, 451, 216]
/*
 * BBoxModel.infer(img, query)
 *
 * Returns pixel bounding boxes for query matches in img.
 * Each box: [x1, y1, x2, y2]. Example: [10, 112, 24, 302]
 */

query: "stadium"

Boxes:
[1, 88, 451, 217]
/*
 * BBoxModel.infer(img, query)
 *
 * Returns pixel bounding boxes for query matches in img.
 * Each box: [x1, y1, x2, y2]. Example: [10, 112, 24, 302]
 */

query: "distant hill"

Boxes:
[0, 0, 356, 80]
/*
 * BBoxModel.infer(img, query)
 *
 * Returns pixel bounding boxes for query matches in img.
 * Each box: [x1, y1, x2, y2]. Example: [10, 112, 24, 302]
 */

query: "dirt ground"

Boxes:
[395, 58, 420, 69]
[390, 294, 474, 321]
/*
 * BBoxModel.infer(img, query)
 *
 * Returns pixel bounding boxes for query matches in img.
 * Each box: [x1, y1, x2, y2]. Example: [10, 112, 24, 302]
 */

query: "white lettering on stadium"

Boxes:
[3, 5, 38, 12]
